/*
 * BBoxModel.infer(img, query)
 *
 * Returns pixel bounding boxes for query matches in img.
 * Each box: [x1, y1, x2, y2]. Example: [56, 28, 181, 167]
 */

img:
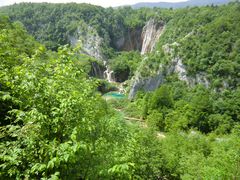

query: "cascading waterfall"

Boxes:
[118, 83, 126, 94]
[103, 61, 114, 82]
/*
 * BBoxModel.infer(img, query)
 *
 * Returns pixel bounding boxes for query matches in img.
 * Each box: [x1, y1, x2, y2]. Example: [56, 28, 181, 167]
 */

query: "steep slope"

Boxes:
[0, 3, 167, 84]
[141, 19, 165, 55]
[0, 3, 172, 55]
[1, 2, 239, 96]
[0, 3, 109, 51]
[129, 2, 240, 98]
[0, 3, 166, 81]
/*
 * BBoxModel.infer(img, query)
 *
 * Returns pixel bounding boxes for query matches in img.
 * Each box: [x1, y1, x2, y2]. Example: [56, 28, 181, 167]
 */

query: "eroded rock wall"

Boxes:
[141, 19, 165, 55]
[115, 28, 143, 51]
[69, 25, 104, 60]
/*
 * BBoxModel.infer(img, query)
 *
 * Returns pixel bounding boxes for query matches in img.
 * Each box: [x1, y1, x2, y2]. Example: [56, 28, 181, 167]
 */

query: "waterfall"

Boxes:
[118, 83, 126, 94]
[103, 61, 114, 82]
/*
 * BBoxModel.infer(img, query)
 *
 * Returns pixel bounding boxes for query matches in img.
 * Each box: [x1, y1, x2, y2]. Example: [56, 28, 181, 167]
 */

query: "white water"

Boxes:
[118, 83, 126, 94]
[103, 61, 114, 82]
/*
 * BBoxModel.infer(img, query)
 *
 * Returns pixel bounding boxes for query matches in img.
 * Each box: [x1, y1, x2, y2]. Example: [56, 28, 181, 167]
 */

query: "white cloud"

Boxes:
[0, 0, 188, 8]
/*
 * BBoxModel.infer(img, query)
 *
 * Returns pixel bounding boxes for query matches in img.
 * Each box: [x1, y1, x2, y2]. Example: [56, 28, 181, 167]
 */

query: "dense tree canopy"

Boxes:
[1, 2, 240, 179]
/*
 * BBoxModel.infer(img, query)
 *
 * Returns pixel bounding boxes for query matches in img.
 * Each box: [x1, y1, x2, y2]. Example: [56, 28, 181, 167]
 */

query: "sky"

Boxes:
[0, 0, 187, 8]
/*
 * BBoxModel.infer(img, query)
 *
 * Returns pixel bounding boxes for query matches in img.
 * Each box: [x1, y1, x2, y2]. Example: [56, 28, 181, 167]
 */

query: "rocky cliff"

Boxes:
[129, 41, 211, 99]
[69, 19, 166, 83]
[69, 23, 108, 78]
[89, 61, 106, 79]
[127, 20, 167, 98]
[114, 19, 164, 54]
[115, 28, 143, 51]
[141, 19, 165, 55]
[69, 24, 104, 60]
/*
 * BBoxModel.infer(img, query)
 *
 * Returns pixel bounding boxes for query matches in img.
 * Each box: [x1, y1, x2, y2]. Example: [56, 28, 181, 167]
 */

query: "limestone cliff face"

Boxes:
[68, 19, 166, 83]
[163, 43, 210, 88]
[69, 25, 104, 60]
[128, 56, 189, 99]
[114, 19, 164, 54]
[115, 28, 142, 51]
[69, 24, 107, 78]
[128, 20, 167, 99]
[129, 57, 178, 99]
[129, 42, 211, 99]
[128, 70, 165, 99]
[141, 19, 165, 55]
[89, 61, 105, 79]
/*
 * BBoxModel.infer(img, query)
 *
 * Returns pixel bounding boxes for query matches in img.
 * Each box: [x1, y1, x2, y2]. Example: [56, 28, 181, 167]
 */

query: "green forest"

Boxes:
[0, 2, 240, 179]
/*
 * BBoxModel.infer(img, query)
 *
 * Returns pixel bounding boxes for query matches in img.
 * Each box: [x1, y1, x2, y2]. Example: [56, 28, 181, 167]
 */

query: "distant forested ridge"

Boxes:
[1, 2, 240, 179]
[132, 0, 232, 9]
[0, 3, 172, 52]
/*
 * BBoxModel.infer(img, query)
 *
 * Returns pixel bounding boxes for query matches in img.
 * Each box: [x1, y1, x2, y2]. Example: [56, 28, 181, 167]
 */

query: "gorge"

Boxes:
[1, 2, 240, 179]
[69, 17, 167, 96]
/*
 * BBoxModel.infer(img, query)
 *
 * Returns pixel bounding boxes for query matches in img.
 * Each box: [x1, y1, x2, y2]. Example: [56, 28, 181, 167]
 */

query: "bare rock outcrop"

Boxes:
[141, 19, 165, 55]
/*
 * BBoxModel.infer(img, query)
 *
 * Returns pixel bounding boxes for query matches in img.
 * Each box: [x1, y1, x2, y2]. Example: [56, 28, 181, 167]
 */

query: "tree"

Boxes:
[150, 85, 173, 111]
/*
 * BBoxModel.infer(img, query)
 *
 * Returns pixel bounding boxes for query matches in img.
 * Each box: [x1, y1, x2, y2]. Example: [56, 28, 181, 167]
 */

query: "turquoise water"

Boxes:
[103, 92, 125, 99]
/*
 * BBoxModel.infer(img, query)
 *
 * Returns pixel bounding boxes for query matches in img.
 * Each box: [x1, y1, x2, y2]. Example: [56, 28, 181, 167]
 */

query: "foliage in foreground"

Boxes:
[0, 18, 126, 179]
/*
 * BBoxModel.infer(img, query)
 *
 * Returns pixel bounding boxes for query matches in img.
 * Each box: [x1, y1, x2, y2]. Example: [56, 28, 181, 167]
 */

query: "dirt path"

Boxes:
[124, 116, 144, 121]
[115, 108, 166, 139]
